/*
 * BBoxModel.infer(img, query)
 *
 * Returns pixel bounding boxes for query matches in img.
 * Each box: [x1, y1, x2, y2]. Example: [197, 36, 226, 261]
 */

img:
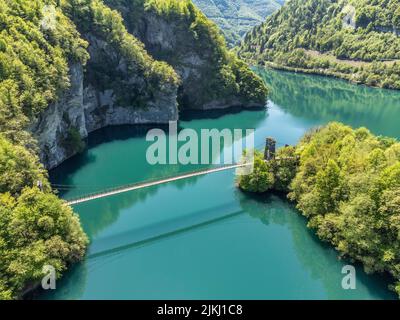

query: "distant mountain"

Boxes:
[238, 0, 400, 89]
[192, 0, 282, 45]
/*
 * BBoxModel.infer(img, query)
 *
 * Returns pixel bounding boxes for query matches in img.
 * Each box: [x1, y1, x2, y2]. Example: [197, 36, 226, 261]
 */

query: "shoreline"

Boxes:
[257, 61, 399, 91]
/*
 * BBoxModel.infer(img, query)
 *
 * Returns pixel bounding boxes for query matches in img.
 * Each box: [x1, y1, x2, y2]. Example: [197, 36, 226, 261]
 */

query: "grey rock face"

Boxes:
[32, 58, 178, 169]
[142, 14, 177, 52]
[31, 63, 88, 170]
[31, 5, 262, 169]
[82, 33, 178, 133]
[137, 12, 207, 85]
[108, 6, 264, 111]
[342, 5, 356, 30]
[83, 85, 178, 133]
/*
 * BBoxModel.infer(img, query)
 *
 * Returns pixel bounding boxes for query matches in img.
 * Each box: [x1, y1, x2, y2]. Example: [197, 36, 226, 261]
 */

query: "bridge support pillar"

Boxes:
[264, 137, 276, 161]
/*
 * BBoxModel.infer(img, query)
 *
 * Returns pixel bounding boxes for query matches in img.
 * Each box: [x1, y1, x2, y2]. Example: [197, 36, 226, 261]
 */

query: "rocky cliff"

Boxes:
[30, 0, 267, 169]
[32, 60, 178, 169]
[25, 0, 267, 169]
[105, 0, 268, 110]
[31, 0, 180, 169]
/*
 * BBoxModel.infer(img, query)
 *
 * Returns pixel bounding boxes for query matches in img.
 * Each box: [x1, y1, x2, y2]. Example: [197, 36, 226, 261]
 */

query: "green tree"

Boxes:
[315, 159, 345, 214]
[238, 150, 275, 193]
[240, 122, 400, 298]
[0, 134, 88, 299]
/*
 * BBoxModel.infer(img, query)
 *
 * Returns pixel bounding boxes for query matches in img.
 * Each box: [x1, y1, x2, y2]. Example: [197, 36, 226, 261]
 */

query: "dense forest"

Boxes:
[192, 0, 282, 45]
[104, 0, 268, 109]
[0, 0, 267, 299]
[238, 0, 400, 89]
[0, 0, 91, 300]
[238, 123, 400, 297]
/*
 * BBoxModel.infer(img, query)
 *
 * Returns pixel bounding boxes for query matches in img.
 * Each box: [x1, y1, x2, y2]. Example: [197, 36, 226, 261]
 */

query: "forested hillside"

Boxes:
[0, 0, 89, 299]
[104, 0, 268, 109]
[192, 0, 282, 45]
[0, 0, 267, 299]
[238, 123, 400, 297]
[238, 0, 400, 89]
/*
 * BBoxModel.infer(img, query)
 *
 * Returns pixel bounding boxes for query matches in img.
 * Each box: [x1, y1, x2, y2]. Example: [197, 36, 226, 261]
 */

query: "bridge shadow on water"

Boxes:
[37, 191, 397, 300]
[87, 203, 244, 259]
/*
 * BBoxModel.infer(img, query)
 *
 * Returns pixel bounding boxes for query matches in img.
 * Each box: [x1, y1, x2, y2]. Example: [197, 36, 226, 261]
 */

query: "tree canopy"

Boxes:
[238, 0, 400, 89]
[0, 135, 88, 299]
[239, 123, 400, 297]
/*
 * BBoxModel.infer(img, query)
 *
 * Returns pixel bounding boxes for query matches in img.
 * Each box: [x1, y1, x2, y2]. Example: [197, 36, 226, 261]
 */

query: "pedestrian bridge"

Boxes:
[55, 138, 292, 205]
[63, 163, 251, 205]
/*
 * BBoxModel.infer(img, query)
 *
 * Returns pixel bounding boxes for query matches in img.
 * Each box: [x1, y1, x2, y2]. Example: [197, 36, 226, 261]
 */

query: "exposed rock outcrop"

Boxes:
[31, 63, 87, 170]
[82, 32, 178, 133]
[31, 0, 267, 169]
[105, 0, 268, 110]
[32, 33, 178, 170]
[342, 5, 356, 29]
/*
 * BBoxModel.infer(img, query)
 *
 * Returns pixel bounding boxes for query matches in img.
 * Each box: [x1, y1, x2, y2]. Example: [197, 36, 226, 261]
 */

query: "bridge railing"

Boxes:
[63, 162, 246, 204]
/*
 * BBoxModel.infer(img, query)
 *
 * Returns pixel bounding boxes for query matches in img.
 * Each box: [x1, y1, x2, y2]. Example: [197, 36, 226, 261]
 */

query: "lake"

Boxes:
[42, 69, 400, 299]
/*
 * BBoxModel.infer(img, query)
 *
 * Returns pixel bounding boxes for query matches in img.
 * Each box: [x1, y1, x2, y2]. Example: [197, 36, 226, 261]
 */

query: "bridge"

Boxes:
[54, 138, 292, 205]
[63, 163, 252, 205]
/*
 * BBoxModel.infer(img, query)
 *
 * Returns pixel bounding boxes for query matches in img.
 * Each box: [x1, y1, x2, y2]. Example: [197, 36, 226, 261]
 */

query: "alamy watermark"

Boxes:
[42, 265, 56, 290]
[145, 121, 255, 175]
[40, 5, 57, 31]
[341, 265, 356, 290]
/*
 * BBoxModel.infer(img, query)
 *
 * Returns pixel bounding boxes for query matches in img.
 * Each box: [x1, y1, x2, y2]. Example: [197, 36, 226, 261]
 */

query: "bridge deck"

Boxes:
[66, 163, 250, 205]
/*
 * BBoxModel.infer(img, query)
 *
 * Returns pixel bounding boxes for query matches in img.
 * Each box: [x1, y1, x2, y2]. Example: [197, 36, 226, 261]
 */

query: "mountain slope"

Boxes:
[192, 0, 282, 45]
[33, 0, 180, 169]
[238, 0, 400, 89]
[0, 0, 267, 299]
[0, 0, 90, 300]
[104, 0, 268, 110]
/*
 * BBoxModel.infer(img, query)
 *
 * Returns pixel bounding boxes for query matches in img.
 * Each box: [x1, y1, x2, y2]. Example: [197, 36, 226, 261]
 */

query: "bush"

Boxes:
[62, 128, 86, 155]
[237, 150, 275, 193]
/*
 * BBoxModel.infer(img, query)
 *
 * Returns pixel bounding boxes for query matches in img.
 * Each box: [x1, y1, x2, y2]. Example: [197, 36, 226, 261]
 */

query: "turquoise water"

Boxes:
[43, 69, 400, 299]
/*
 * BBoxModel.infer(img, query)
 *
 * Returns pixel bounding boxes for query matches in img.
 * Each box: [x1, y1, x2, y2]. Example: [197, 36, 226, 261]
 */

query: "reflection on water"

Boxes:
[41, 188, 396, 300]
[239, 193, 395, 300]
[257, 68, 400, 138]
[41, 69, 400, 300]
